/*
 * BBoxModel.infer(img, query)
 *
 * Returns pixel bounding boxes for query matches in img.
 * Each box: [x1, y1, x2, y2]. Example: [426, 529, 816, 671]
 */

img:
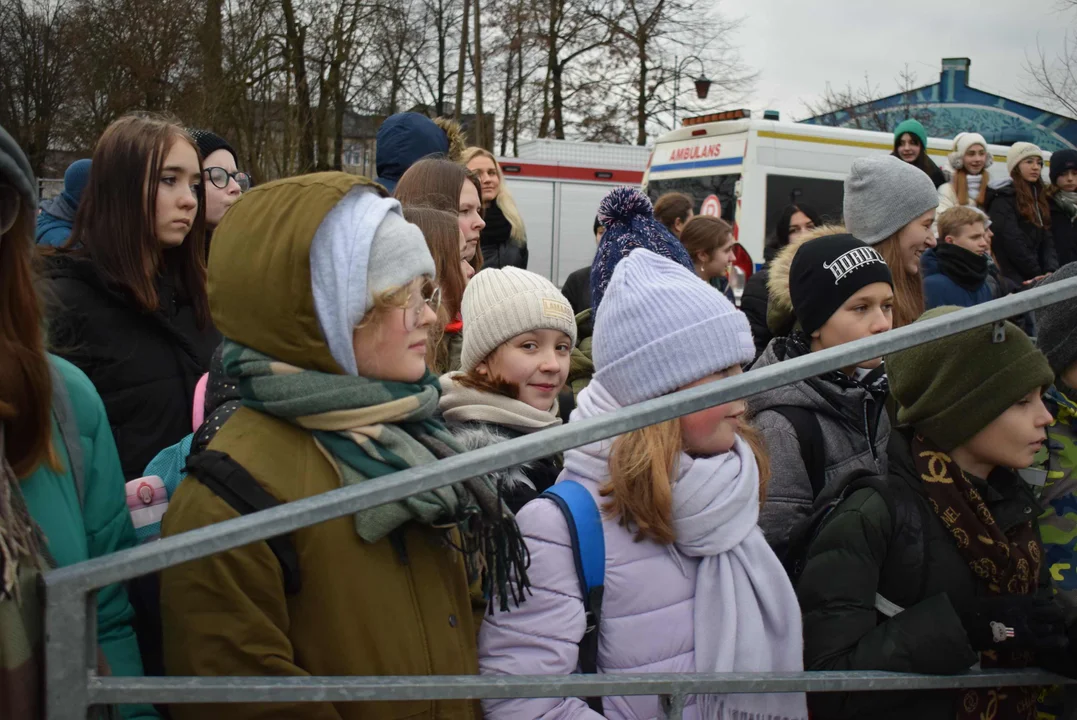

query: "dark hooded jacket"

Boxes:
[920, 245, 993, 310]
[987, 178, 1059, 283]
[479, 201, 528, 270]
[374, 112, 450, 193]
[43, 255, 219, 480]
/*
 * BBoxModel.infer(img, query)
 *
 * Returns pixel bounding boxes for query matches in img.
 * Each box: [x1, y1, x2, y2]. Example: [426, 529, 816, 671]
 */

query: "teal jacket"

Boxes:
[20, 356, 158, 720]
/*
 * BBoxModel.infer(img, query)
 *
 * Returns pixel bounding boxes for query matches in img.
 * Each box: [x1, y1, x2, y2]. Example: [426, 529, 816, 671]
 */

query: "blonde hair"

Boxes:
[875, 234, 924, 329]
[952, 167, 990, 208]
[937, 206, 985, 242]
[462, 147, 526, 246]
[602, 418, 770, 545]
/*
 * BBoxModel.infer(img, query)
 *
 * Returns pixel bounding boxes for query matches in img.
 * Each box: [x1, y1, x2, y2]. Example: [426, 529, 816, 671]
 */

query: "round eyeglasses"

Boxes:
[204, 167, 252, 192]
[404, 285, 442, 331]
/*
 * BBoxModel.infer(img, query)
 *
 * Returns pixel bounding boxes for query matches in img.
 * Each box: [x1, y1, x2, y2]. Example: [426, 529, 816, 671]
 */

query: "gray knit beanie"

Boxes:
[310, 187, 435, 376]
[460, 266, 578, 372]
[1034, 262, 1077, 378]
[593, 249, 755, 405]
[844, 155, 940, 245]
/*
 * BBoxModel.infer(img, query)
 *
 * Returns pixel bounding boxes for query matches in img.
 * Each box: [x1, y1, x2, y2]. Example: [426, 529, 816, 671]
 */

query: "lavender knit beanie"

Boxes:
[593, 249, 755, 405]
[589, 187, 694, 313]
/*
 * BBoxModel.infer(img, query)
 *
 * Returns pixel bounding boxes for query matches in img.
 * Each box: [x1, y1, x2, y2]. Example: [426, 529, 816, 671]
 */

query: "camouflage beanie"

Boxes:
[886, 306, 1053, 451]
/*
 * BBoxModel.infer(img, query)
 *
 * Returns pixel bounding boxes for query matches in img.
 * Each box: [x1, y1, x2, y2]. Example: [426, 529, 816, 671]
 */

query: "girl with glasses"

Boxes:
[187, 128, 250, 234]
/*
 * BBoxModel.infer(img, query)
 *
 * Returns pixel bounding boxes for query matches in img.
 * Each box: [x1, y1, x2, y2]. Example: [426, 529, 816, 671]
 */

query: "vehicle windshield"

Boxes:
[646, 174, 739, 226]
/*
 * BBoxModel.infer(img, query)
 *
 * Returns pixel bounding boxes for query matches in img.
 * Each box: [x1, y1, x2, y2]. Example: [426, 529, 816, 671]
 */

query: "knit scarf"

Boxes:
[912, 435, 1041, 720]
[439, 373, 561, 434]
[967, 172, 984, 205]
[221, 340, 530, 610]
[1054, 190, 1077, 222]
[0, 427, 51, 720]
[936, 243, 989, 291]
[568, 380, 808, 720]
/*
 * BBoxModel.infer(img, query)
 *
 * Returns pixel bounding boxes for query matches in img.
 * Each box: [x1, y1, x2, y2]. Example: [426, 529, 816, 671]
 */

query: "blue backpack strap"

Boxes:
[541, 480, 605, 713]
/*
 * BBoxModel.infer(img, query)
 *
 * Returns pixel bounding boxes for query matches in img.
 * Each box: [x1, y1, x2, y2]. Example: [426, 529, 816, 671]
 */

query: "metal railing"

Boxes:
[44, 278, 1077, 719]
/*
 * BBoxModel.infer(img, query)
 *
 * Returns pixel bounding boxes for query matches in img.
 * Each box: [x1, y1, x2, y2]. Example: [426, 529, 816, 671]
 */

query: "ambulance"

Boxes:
[498, 139, 650, 285]
[642, 109, 1013, 270]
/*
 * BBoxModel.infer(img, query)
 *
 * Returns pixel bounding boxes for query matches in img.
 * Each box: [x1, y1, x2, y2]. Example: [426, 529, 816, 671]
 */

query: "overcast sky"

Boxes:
[715, 0, 1073, 122]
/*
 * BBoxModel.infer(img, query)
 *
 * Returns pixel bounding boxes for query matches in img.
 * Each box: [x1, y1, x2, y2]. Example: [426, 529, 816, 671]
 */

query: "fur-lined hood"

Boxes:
[444, 420, 539, 492]
[434, 117, 467, 162]
[766, 224, 849, 336]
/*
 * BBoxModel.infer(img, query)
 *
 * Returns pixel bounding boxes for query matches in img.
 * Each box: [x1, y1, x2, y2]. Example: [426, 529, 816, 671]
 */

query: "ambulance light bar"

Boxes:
[681, 109, 751, 127]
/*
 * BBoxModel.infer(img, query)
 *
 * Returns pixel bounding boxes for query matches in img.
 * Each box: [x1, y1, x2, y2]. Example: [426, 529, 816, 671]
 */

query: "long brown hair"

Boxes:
[602, 418, 771, 545]
[62, 115, 210, 327]
[1012, 167, 1052, 229]
[952, 167, 990, 208]
[876, 234, 925, 329]
[1, 196, 55, 478]
[395, 157, 484, 272]
[680, 215, 732, 264]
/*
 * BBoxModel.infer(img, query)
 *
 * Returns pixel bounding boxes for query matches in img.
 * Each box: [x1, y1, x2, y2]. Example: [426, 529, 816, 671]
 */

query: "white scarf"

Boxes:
[966, 172, 983, 204]
[567, 380, 808, 720]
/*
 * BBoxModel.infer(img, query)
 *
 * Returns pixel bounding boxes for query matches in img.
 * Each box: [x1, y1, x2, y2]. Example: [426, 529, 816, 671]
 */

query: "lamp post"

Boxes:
[672, 55, 710, 129]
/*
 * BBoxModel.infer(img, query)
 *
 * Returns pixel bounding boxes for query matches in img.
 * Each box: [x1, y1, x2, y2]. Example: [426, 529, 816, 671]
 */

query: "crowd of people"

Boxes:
[2, 109, 1077, 720]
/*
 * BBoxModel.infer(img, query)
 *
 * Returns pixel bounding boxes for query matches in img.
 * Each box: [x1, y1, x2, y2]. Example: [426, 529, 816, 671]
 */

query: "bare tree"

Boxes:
[1025, 2, 1077, 119]
[801, 65, 932, 131]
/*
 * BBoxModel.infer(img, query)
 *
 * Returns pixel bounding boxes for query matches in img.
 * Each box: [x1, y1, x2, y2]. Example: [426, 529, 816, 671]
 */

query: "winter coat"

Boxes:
[1051, 194, 1077, 267]
[740, 266, 771, 358]
[43, 255, 219, 480]
[567, 309, 595, 399]
[561, 265, 592, 316]
[748, 336, 890, 550]
[21, 356, 157, 720]
[987, 179, 1059, 284]
[478, 470, 707, 720]
[36, 193, 78, 246]
[479, 201, 528, 270]
[1036, 386, 1077, 620]
[920, 246, 994, 310]
[159, 173, 481, 720]
[798, 429, 1055, 720]
[938, 177, 986, 214]
[445, 422, 560, 512]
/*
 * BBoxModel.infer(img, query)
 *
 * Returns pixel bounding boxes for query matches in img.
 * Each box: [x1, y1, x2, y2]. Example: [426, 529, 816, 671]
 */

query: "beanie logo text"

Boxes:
[542, 298, 574, 323]
[823, 246, 885, 285]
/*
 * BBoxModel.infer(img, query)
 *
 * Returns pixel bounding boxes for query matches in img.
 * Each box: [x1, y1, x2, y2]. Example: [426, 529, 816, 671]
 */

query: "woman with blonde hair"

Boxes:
[843, 154, 939, 328]
[463, 147, 529, 269]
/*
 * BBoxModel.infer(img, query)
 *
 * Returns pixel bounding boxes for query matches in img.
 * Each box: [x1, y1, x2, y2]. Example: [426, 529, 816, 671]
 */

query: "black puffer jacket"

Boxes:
[44, 254, 219, 480]
[740, 266, 771, 358]
[479, 201, 528, 270]
[445, 421, 560, 513]
[799, 429, 1054, 720]
[1051, 194, 1077, 267]
[987, 180, 1059, 283]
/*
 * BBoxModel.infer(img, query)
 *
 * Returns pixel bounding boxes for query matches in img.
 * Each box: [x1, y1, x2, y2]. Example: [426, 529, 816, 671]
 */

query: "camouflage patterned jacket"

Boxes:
[1036, 386, 1077, 620]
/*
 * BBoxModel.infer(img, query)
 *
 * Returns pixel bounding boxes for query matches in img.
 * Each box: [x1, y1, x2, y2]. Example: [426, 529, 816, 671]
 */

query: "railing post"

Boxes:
[657, 692, 685, 720]
[45, 583, 93, 720]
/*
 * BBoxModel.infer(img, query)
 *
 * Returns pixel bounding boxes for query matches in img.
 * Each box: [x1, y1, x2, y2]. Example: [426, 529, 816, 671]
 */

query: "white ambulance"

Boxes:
[498, 140, 650, 285]
[642, 110, 1012, 269]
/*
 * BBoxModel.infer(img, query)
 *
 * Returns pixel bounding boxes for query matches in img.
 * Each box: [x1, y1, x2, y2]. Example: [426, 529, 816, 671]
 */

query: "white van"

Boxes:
[642, 112, 1012, 268]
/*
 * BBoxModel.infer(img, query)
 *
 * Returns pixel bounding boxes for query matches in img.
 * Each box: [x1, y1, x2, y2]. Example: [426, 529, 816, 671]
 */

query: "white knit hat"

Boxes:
[948, 132, 994, 171]
[460, 267, 578, 372]
[1007, 142, 1044, 176]
[593, 249, 754, 405]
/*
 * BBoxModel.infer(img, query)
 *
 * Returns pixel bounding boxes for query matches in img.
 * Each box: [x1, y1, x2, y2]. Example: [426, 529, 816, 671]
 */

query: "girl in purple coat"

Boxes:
[478, 248, 808, 720]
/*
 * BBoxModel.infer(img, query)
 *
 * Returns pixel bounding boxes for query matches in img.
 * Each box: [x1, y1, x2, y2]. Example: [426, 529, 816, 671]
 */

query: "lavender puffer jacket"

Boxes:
[478, 471, 703, 719]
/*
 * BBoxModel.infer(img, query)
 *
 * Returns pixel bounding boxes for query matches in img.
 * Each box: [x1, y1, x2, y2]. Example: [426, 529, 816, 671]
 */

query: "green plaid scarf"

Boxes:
[221, 340, 530, 609]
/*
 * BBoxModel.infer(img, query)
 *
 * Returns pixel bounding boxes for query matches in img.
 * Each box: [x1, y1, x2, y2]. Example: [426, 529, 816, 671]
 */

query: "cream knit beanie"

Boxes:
[1007, 142, 1044, 176]
[460, 267, 578, 372]
[948, 132, 994, 171]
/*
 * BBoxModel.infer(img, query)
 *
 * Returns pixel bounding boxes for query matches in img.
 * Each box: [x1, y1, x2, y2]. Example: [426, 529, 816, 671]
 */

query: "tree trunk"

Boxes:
[454, 0, 470, 119]
[635, 37, 647, 145]
[281, 0, 315, 172]
[471, 0, 485, 147]
[500, 37, 514, 155]
[201, 0, 223, 126]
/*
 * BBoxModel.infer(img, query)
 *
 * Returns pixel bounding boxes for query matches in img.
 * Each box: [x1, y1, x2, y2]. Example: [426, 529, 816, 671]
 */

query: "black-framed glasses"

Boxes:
[404, 285, 441, 331]
[204, 167, 252, 192]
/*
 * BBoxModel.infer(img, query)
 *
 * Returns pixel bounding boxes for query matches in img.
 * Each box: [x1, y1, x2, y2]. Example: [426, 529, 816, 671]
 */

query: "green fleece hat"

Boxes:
[886, 306, 1054, 451]
[893, 119, 928, 151]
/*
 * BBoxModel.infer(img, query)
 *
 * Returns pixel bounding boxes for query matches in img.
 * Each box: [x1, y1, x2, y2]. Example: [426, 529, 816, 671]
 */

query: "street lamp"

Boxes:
[672, 55, 709, 129]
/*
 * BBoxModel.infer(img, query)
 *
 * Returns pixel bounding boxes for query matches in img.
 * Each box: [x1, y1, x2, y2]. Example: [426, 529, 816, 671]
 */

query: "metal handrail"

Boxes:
[43, 277, 1077, 719]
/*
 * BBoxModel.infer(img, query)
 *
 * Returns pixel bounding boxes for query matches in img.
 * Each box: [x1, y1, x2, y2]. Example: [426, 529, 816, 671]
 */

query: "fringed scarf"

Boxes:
[221, 340, 530, 610]
[913, 435, 1042, 720]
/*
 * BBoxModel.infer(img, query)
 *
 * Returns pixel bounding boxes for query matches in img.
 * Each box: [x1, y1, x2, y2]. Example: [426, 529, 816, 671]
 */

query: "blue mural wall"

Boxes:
[802, 58, 1076, 152]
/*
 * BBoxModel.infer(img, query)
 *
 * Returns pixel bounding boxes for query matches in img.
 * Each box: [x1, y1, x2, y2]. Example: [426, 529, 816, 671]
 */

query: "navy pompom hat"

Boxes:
[589, 187, 694, 313]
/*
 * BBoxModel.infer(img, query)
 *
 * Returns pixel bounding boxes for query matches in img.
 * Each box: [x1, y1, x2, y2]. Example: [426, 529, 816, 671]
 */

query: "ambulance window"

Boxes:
[647, 174, 739, 225]
[764, 175, 845, 239]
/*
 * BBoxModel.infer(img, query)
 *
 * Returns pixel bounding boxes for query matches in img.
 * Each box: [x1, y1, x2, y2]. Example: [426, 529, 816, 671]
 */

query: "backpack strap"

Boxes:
[184, 450, 301, 596]
[49, 363, 86, 508]
[541, 480, 605, 714]
[770, 406, 826, 499]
